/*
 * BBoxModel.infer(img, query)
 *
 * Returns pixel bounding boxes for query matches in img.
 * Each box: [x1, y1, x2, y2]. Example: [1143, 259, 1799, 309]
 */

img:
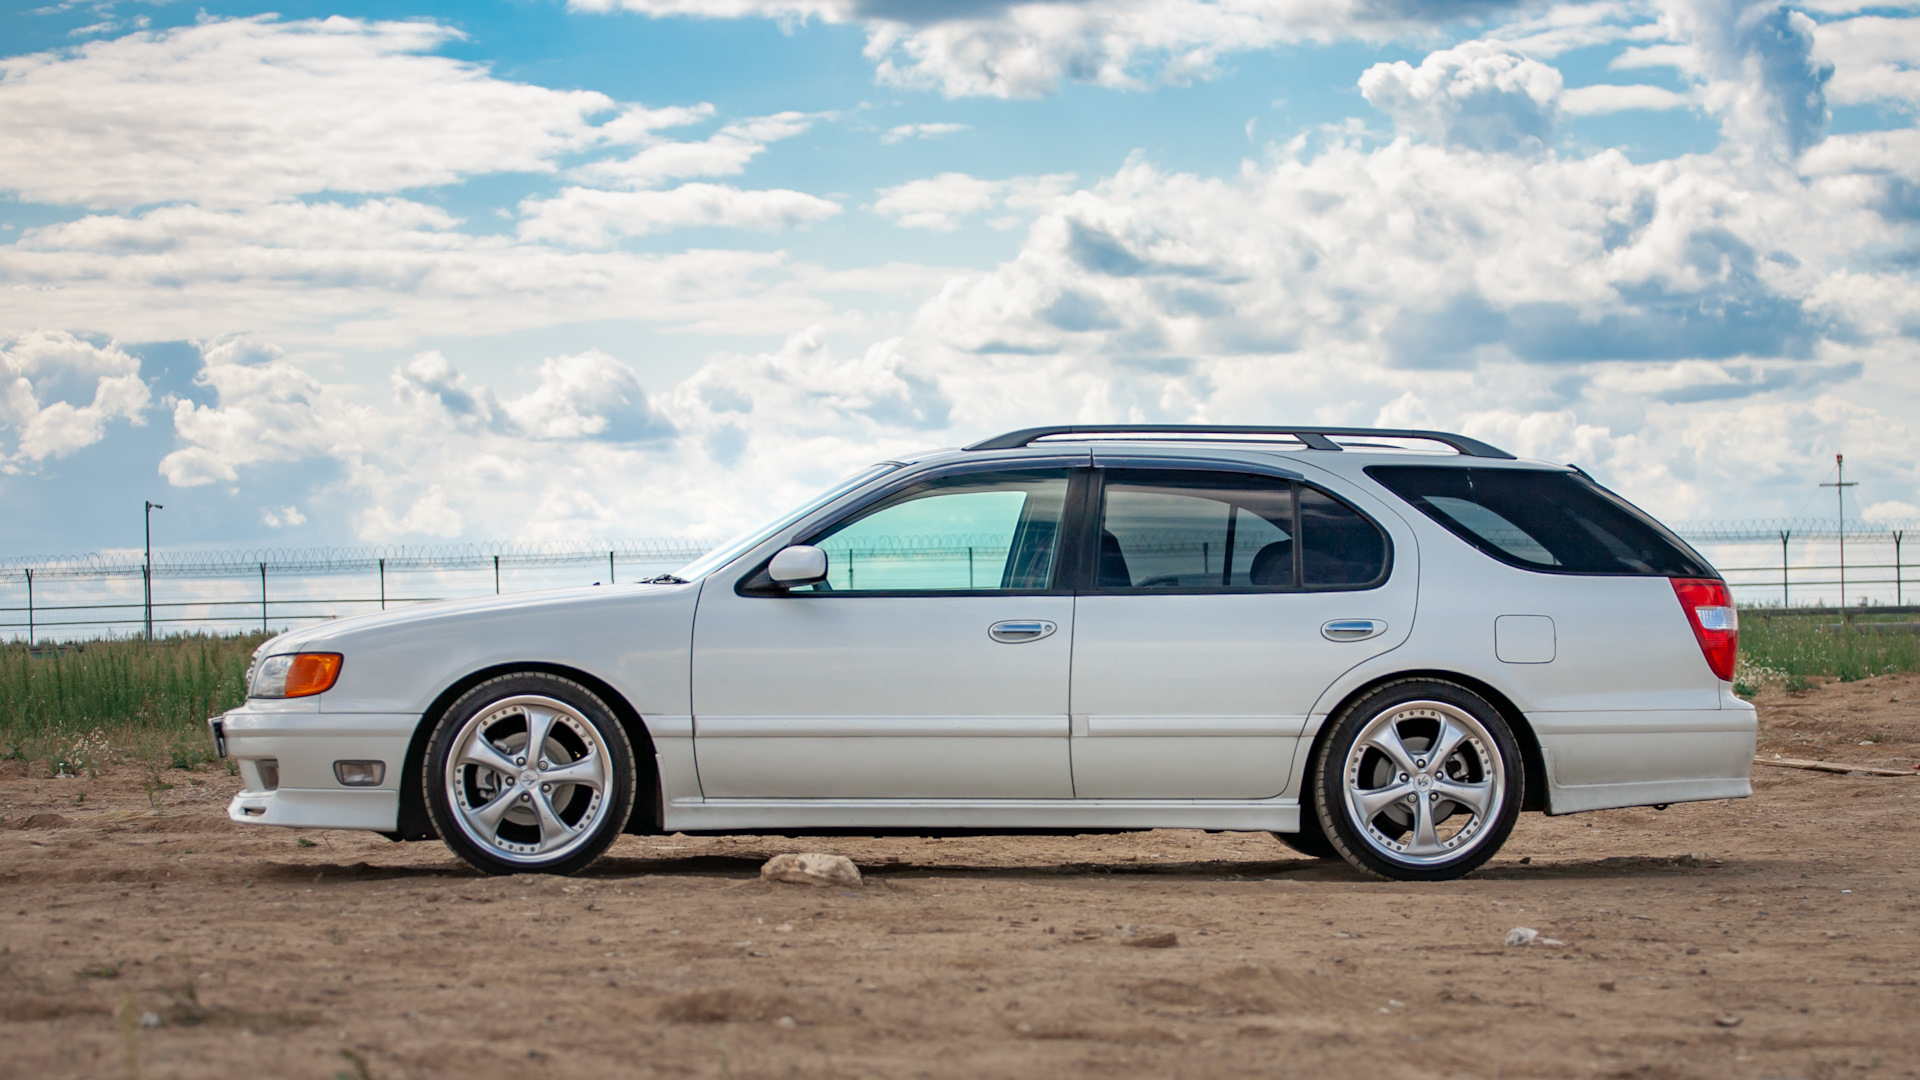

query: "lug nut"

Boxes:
[541, 783, 551, 793]
[520, 793, 530, 802]
[1415, 758, 1427, 769]
[539, 760, 550, 770]
[516, 756, 526, 766]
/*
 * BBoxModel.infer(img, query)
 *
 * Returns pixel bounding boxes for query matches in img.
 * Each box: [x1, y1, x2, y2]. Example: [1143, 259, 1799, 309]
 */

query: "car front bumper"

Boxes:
[211, 705, 421, 831]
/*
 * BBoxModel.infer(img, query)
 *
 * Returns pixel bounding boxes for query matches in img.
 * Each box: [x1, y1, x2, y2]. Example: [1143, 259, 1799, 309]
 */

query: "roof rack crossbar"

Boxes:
[963, 425, 1514, 459]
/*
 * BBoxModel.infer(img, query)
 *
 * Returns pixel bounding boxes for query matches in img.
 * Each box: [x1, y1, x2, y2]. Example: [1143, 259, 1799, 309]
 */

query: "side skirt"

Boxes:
[663, 798, 1300, 833]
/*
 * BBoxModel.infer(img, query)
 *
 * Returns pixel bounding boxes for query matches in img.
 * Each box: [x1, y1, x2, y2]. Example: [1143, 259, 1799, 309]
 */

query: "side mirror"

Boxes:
[767, 545, 829, 587]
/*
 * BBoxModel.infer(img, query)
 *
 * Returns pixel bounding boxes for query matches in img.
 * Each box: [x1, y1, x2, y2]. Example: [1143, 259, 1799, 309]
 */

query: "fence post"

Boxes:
[379, 558, 386, 610]
[609, 550, 615, 584]
[968, 547, 974, 589]
[259, 563, 267, 633]
[1896, 530, 1905, 606]
[494, 555, 501, 595]
[142, 563, 152, 642]
[1778, 530, 1791, 607]
[24, 568, 31, 645]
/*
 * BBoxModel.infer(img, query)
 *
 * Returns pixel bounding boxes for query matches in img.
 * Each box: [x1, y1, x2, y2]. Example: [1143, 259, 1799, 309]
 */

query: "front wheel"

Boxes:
[424, 673, 636, 876]
[1312, 680, 1522, 881]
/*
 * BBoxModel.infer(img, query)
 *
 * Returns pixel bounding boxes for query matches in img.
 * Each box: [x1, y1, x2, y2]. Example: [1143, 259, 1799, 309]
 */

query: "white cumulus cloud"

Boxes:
[874, 172, 1077, 230]
[0, 330, 149, 469]
[0, 16, 624, 209]
[1360, 42, 1565, 152]
[880, 121, 971, 144]
[517, 184, 842, 246]
[575, 0, 1526, 99]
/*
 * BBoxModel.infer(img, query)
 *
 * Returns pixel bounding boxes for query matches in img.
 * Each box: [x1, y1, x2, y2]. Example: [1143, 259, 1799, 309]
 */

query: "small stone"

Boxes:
[1121, 930, 1179, 949]
[1504, 927, 1539, 947]
[1714, 1015, 1743, 1028]
[138, 1012, 161, 1029]
[760, 853, 862, 888]
[774, 1015, 798, 1029]
[1598, 981, 1616, 992]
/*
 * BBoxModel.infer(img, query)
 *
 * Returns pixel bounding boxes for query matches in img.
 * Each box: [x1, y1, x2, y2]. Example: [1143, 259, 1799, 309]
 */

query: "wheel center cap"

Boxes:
[1414, 773, 1432, 791]
[520, 770, 540, 788]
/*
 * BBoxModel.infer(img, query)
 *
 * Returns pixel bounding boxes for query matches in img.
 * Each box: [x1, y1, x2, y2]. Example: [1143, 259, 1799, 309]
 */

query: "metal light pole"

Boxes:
[1819, 455, 1856, 609]
[143, 500, 164, 641]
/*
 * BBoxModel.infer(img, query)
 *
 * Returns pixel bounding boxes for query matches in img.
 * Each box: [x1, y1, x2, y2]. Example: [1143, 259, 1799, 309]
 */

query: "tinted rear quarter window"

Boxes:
[1365, 466, 1714, 577]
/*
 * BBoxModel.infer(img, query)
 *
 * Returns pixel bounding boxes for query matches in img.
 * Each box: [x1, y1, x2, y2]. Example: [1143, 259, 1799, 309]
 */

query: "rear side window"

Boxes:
[1366, 466, 1714, 577]
[1095, 470, 1388, 591]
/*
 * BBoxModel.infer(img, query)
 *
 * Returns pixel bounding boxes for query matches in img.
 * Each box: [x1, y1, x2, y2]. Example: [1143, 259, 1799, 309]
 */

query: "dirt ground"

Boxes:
[2, 676, 1917, 1080]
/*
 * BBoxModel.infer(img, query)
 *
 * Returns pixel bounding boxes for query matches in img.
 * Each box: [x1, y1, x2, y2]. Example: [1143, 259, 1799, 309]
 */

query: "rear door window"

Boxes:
[1299, 487, 1390, 586]
[1094, 470, 1389, 591]
[1365, 466, 1713, 577]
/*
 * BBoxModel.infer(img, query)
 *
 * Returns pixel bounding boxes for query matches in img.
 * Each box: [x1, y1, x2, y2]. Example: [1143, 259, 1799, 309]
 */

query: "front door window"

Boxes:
[795, 469, 1070, 593]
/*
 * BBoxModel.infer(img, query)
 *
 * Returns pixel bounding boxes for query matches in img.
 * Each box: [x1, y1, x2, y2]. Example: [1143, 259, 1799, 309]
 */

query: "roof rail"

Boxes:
[962, 425, 1515, 459]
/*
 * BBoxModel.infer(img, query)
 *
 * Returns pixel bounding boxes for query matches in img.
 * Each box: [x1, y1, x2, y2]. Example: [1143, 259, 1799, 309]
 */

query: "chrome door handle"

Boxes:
[989, 620, 1058, 644]
[1322, 619, 1387, 642]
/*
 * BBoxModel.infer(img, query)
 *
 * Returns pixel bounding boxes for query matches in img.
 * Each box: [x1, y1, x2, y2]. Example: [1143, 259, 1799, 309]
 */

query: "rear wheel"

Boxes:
[424, 673, 635, 876]
[1313, 680, 1521, 881]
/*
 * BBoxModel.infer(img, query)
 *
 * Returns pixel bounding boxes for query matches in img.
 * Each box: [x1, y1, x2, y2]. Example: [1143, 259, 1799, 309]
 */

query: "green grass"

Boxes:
[0, 633, 267, 774]
[1736, 610, 1920, 694]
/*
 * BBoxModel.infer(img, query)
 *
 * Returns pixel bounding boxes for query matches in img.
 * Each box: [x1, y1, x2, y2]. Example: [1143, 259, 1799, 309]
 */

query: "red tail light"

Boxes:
[1671, 578, 1738, 682]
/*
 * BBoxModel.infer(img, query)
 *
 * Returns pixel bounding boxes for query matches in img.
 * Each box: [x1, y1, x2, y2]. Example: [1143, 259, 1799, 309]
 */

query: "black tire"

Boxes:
[423, 672, 636, 876]
[1312, 679, 1522, 882]
[1273, 795, 1339, 859]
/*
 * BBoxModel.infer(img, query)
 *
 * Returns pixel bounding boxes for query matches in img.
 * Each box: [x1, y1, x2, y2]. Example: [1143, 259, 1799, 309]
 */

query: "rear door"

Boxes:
[1068, 464, 1416, 799]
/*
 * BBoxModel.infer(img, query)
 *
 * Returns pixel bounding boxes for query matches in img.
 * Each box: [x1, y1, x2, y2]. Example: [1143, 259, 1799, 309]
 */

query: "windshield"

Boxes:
[671, 463, 902, 582]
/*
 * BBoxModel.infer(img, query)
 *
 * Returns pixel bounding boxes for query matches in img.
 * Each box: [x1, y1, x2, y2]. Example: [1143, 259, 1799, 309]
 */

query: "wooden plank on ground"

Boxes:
[1755, 756, 1915, 777]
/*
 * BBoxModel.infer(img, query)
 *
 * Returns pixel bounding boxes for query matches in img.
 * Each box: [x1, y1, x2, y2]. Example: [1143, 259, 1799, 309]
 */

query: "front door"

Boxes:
[692, 466, 1080, 799]
[1069, 466, 1416, 798]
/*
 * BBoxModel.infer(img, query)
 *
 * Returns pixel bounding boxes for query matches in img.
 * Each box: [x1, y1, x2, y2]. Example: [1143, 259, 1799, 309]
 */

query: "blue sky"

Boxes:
[2, 0, 1918, 556]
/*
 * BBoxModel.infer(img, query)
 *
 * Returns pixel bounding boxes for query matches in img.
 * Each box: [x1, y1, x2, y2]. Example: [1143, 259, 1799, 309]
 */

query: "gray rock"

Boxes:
[761, 852, 862, 887]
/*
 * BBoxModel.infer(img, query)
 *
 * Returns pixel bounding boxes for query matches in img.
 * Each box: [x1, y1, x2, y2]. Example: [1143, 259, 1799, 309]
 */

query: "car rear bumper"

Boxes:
[1533, 702, 1757, 815]
[211, 705, 420, 831]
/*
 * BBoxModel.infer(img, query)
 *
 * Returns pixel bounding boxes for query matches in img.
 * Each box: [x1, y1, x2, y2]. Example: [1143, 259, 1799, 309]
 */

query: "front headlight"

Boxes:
[249, 653, 343, 698]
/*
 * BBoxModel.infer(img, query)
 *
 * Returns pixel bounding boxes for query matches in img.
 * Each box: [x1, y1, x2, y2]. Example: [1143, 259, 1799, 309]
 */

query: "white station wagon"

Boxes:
[211, 425, 1753, 881]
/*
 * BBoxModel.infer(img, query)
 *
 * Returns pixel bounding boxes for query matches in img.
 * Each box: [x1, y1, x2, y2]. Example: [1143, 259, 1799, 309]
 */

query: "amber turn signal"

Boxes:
[249, 653, 343, 698]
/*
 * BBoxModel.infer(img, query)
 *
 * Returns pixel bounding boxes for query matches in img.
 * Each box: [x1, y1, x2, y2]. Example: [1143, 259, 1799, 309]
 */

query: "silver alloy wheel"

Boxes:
[442, 694, 611, 866]
[1340, 699, 1505, 866]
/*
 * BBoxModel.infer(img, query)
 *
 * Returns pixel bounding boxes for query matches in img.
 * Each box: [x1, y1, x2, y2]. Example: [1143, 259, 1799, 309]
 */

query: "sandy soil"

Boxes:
[2, 675, 1917, 1080]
